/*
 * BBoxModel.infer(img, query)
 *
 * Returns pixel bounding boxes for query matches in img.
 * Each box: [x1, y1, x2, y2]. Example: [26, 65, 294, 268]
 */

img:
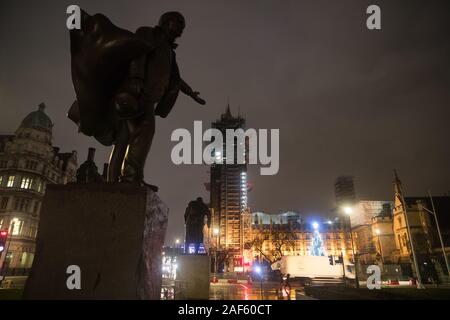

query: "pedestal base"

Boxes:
[23, 183, 168, 299]
[176, 255, 210, 300]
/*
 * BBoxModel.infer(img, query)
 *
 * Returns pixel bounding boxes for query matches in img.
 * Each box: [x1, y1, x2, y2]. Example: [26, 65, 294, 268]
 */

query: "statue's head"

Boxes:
[196, 197, 203, 203]
[158, 11, 185, 42]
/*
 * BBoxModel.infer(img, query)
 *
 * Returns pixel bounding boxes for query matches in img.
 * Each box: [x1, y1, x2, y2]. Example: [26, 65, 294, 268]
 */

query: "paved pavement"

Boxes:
[210, 281, 306, 300]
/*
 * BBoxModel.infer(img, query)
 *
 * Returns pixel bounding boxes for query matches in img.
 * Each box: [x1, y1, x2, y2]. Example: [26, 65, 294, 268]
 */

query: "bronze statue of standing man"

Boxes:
[184, 197, 211, 254]
[68, 10, 205, 190]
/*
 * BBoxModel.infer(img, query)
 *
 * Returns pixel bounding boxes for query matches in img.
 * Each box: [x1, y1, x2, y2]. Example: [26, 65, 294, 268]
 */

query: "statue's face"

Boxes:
[164, 19, 185, 42]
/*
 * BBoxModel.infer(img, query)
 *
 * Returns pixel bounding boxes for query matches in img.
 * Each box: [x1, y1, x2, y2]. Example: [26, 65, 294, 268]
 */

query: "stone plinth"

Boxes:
[175, 255, 210, 300]
[23, 183, 168, 300]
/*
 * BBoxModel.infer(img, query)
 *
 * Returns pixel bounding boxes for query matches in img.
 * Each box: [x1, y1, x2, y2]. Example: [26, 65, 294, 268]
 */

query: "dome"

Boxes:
[21, 103, 53, 131]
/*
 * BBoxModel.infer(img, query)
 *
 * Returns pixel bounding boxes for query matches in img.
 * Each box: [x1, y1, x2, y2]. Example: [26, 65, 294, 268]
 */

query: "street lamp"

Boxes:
[254, 265, 263, 299]
[342, 206, 359, 289]
[343, 206, 353, 215]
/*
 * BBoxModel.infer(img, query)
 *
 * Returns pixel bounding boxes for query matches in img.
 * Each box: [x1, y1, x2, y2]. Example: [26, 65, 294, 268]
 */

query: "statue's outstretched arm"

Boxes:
[180, 79, 206, 105]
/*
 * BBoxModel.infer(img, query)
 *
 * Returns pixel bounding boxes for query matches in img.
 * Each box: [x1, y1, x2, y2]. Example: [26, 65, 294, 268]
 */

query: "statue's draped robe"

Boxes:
[68, 10, 181, 146]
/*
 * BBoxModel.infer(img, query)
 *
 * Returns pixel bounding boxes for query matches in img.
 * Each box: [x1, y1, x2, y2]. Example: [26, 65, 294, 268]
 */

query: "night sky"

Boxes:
[1, 0, 449, 243]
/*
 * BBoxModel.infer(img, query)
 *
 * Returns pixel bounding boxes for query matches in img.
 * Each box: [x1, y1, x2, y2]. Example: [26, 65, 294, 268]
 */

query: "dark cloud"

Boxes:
[1, 0, 449, 243]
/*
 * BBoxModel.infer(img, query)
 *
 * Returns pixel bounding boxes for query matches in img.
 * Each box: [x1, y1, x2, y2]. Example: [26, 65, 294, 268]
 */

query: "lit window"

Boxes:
[6, 252, 13, 262]
[28, 253, 35, 267]
[20, 252, 28, 267]
[0, 176, 3, 185]
[10, 219, 23, 236]
[20, 177, 33, 189]
[7, 176, 15, 187]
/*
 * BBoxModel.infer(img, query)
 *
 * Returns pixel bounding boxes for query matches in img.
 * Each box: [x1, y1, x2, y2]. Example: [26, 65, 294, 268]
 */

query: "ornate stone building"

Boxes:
[0, 103, 77, 283]
[248, 211, 353, 265]
[349, 200, 395, 265]
[391, 173, 450, 281]
[348, 175, 450, 282]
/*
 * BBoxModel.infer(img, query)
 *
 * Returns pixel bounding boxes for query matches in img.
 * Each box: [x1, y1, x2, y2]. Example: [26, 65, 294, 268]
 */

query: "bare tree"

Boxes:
[215, 248, 233, 271]
[247, 225, 298, 264]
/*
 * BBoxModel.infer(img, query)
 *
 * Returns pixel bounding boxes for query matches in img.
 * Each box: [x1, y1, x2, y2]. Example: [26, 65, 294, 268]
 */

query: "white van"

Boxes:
[272, 256, 355, 283]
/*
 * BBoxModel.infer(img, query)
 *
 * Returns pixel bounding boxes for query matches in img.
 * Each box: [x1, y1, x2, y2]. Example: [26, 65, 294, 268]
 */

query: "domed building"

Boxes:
[0, 103, 77, 287]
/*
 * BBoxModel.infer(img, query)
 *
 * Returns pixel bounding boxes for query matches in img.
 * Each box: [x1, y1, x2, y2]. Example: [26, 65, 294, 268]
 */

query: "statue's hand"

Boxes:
[191, 91, 206, 105]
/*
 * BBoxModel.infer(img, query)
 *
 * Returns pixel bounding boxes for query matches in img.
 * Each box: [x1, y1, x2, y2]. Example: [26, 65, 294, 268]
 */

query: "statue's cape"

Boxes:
[68, 10, 151, 146]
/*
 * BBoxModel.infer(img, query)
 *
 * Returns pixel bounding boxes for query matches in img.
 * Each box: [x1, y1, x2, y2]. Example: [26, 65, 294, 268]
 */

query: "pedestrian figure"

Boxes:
[283, 273, 292, 300]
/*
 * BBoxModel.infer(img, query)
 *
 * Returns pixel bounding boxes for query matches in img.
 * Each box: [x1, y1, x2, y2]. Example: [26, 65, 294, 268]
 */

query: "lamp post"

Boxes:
[174, 238, 181, 256]
[342, 206, 359, 289]
[255, 265, 263, 299]
[340, 252, 346, 285]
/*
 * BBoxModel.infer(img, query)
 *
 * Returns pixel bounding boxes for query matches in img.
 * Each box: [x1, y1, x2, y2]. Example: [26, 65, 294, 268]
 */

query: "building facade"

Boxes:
[392, 184, 450, 280]
[348, 174, 450, 282]
[349, 200, 395, 265]
[0, 103, 77, 280]
[248, 211, 353, 265]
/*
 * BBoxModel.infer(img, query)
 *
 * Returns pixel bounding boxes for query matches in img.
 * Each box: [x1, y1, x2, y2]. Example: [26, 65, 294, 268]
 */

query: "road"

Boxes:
[163, 277, 349, 300]
[210, 281, 311, 300]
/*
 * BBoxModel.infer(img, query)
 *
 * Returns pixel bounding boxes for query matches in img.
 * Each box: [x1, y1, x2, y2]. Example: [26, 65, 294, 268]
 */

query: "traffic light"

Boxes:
[0, 230, 8, 253]
[328, 255, 334, 265]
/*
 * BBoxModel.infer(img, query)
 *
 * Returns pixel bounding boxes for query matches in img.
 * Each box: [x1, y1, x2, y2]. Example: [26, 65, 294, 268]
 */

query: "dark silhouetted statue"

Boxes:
[184, 197, 211, 254]
[67, 10, 205, 191]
